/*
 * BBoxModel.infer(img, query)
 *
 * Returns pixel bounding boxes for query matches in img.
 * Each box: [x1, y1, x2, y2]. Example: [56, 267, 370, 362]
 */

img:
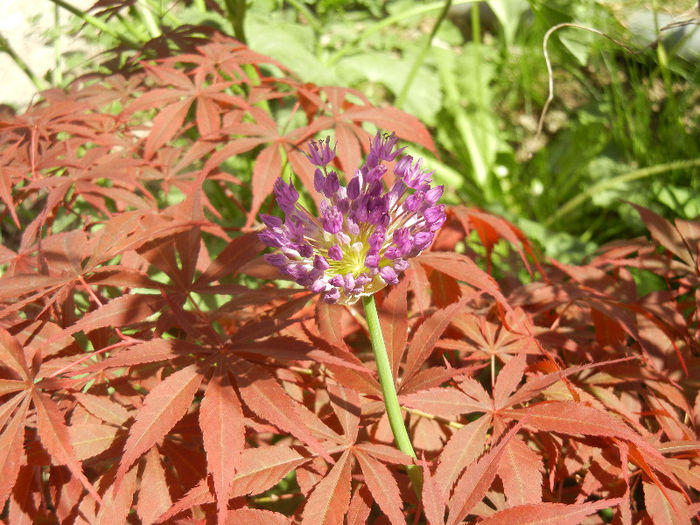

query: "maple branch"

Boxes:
[362, 294, 423, 494]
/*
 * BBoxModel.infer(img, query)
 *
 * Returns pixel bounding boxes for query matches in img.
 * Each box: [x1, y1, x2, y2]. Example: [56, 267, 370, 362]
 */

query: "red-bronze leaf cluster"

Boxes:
[0, 34, 697, 524]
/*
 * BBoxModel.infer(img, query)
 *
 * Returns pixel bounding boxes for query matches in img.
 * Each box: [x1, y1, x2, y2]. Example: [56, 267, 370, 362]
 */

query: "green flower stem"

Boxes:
[362, 294, 423, 493]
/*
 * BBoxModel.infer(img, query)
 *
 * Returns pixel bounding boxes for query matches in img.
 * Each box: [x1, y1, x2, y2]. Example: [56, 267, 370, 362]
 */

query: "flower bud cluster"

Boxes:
[258, 131, 446, 305]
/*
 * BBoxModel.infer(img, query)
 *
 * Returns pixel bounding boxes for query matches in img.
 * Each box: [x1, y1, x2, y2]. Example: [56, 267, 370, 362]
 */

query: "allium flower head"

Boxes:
[258, 131, 446, 305]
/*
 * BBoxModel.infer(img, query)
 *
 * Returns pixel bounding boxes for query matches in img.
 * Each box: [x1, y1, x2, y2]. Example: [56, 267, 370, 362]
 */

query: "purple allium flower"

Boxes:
[258, 131, 446, 305]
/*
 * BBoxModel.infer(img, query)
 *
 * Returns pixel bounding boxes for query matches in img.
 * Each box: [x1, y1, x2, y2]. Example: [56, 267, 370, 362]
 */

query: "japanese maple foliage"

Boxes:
[0, 34, 698, 524]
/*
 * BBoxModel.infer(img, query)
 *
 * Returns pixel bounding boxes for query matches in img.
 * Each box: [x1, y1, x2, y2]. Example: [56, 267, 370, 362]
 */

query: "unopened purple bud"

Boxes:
[368, 179, 383, 197]
[329, 274, 345, 287]
[414, 231, 434, 251]
[299, 268, 321, 286]
[399, 158, 434, 190]
[307, 137, 336, 166]
[425, 205, 446, 231]
[313, 255, 330, 271]
[394, 155, 414, 178]
[286, 264, 306, 281]
[260, 214, 283, 229]
[322, 206, 343, 234]
[311, 279, 328, 293]
[323, 288, 340, 303]
[337, 198, 350, 214]
[430, 214, 446, 231]
[346, 219, 360, 236]
[347, 176, 361, 200]
[258, 229, 285, 248]
[264, 253, 287, 267]
[353, 195, 369, 222]
[394, 259, 409, 272]
[387, 180, 405, 206]
[355, 274, 371, 287]
[366, 165, 387, 186]
[328, 244, 343, 261]
[405, 192, 424, 212]
[425, 185, 444, 204]
[365, 252, 379, 267]
[424, 205, 443, 224]
[313, 169, 325, 193]
[324, 171, 340, 197]
[286, 219, 305, 244]
[368, 209, 389, 227]
[297, 243, 314, 258]
[344, 273, 355, 293]
[368, 228, 385, 250]
[336, 232, 351, 245]
[273, 178, 299, 213]
[384, 246, 400, 259]
[379, 266, 399, 285]
[392, 228, 413, 255]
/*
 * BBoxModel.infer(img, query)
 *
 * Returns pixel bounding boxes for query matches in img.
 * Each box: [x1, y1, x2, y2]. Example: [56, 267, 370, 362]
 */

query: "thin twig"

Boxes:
[535, 23, 640, 147]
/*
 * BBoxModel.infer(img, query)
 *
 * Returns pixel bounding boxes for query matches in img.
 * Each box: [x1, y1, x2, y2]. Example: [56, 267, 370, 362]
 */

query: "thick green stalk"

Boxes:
[223, 0, 247, 44]
[362, 294, 422, 493]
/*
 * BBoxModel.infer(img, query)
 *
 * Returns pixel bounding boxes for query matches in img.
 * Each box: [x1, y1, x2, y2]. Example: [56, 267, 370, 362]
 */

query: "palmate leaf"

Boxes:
[643, 481, 692, 525]
[199, 365, 245, 524]
[67, 422, 119, 461]
[94, 462, 140, 525]
[629, 202, 696, 268]
[228, 358, 331, 462]
[31, 389, 102, 503]
[420, 455, 446, 525]
[353, 449, 406, 525]
[136, 448, 172, 525]
[400, 297, 466, 385]
[230, 445, 308, 498]
[327, 383, 361, 444]
[497, 437, 544, 506]
[477, 498, 623, 525]
[418, 252, 510, 309]
[346, 485, 373, 525]
[249, 143, 284, 228]
[0, 327, 30, 380]
[301, 449, 353, 525]
[433, 415, 492, 500]
[452, 206, 543, 276]
[505, 400, 654, 442]
[226, 508, 291, 524]
[157, 444, 309, 521]
[446, 420, 525, 525]
[0, 396, 29, 509]
[378, 279, 409, 377]
[115, 364, 203, 490]
[504, 400, 684, 495]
